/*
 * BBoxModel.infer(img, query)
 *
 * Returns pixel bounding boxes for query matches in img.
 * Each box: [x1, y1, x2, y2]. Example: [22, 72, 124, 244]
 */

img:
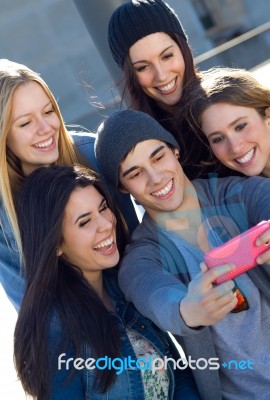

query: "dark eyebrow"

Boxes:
[132, 45, 174, 66]
[121, 145, 166, 178]
[207, 117, 246, 139]
[75, 197, 106, 224]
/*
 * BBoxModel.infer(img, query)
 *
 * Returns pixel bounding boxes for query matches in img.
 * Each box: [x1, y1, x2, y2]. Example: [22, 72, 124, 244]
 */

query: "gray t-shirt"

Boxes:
[163, 226, 270, 400]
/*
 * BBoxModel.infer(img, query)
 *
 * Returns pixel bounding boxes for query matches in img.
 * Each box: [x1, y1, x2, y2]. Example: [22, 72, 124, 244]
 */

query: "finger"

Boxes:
[200, 280, 235, 305]
[191, 262, 208, 281]
[202, 296, 238, 326]
[257, 248, 270, 265]
[200, 262, 208, 273]
[202, 263, 236, 286]
[209, 295, 238, 323]
[255, 229, 270, 246]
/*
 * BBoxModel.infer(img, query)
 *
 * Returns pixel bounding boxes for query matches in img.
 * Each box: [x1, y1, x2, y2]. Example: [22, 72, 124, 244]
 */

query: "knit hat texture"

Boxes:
[95, 109, 179, 189]
[108, 0, 187, 68]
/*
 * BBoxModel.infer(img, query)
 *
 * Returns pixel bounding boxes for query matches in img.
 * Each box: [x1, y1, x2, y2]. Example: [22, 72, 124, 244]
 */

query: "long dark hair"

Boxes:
[14, 165, 128, 399]
[120, 34, 213, 179]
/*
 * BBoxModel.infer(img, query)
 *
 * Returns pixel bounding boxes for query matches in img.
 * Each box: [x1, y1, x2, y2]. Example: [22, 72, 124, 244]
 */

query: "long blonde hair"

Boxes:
[0, 59, 80, 257]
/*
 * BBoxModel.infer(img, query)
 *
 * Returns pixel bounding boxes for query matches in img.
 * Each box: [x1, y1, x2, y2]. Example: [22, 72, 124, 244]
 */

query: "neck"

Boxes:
[156, 100, 177, 115]
[148, 180, 210, 252]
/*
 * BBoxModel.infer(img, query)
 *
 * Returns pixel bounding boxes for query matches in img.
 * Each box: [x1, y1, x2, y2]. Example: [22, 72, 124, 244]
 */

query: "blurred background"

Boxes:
[0, 0, 269, 398]
[0, 0, 269, 132]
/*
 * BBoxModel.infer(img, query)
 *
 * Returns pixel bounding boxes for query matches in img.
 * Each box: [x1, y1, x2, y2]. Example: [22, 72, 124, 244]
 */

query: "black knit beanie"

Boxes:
[108, 0, 187, 68]
[95, 109, 179, 189]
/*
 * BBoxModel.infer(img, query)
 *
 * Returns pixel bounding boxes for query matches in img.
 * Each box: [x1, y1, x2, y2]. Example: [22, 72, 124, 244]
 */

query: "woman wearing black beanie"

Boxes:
[108, 0, 212, 179]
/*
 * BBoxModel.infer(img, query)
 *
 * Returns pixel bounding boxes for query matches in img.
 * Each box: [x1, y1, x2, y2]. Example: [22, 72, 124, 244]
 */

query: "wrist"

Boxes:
[180, 297, 199, 328]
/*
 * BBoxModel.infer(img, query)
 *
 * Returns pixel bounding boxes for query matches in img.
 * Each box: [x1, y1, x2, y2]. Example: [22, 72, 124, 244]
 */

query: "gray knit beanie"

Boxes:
[108, 0, 187, 68]
[95, 110, 179, 189]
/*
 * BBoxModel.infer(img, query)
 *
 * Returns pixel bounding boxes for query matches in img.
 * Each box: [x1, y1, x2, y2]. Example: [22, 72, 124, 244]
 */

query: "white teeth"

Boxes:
[33, 137, 53, 148]
[236, 148, 255, 164]
[93, 236, 113, 250]
[151, 179, 173, 197]
[157, 79, 176, 93]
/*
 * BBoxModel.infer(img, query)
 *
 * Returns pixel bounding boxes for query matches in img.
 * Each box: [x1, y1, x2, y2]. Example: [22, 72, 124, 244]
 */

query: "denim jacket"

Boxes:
[49, 270, 199, 399]
[0, 132, 138, 311]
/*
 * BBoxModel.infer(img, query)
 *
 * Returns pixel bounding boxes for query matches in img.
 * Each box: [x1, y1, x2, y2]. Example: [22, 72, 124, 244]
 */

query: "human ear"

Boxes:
[56, 247, 63, 257]
[173, 148, 180, 160]
[265, 107, 270, 120]
[119, 184, 129, 194]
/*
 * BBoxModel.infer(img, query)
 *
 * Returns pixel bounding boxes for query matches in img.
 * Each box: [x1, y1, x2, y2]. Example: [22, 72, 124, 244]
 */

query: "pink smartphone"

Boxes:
[204, 221, 270, 284]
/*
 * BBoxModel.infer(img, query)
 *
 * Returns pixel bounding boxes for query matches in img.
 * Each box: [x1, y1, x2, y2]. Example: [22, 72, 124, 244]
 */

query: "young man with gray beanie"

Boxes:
[95, 109, 270, 400]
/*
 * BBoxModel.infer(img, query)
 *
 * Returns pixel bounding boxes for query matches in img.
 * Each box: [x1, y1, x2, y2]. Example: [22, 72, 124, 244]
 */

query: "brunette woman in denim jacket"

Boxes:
[14, 165, 200, 399]
[0, 59, 137, 311]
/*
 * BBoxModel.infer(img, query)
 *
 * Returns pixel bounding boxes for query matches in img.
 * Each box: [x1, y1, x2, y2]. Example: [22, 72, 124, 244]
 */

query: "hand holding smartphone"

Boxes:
[204, 221, 270, 284]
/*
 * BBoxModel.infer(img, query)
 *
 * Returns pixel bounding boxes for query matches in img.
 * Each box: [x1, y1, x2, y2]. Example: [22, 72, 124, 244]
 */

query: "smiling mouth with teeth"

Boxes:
[93, 236, 114, 252]
[33, 136, 54, 149]
[156, 78, 177, 94]
[151, 179, 173, 197]
[235, 148, 255, 164]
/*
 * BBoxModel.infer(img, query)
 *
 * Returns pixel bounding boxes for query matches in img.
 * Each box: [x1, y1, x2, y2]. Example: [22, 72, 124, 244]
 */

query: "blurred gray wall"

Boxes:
[0, 0, 269, 131]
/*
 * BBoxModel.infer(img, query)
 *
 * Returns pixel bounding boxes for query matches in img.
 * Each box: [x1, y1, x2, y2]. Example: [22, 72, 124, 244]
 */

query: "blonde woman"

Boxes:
[184, 67, 270, 177]
[0, 59, 137, 311]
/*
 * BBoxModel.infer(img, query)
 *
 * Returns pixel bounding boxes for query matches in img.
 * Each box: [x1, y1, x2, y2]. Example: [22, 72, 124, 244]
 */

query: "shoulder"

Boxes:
[0, 199, 12, 234]
[193, 174, 268, 203]
[69, 130, 96, 147]
[0, 199, 18, 252]
[122, 214, 182, 272]
[69, 130, 98, 169]
[128, 213, 177, 249]
[126, 214, 162, 253]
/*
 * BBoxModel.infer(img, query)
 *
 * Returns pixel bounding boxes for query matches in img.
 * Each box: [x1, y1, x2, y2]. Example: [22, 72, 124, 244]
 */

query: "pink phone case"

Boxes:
[204, 221, 270, 284]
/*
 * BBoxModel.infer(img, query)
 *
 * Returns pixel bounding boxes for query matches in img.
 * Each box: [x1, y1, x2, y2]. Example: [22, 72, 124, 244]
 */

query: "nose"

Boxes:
[228, 136, 244, 154]
[153, 62, 167, 82]
[97, 212, 113, 233]
[37, 117, 51, 135]
[148, 167, 163, 185]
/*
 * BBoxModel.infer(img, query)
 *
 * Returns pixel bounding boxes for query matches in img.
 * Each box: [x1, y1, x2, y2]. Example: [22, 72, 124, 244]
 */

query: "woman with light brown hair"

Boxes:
[184, 67, 270, 177]
[0, 59, 137, 311]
